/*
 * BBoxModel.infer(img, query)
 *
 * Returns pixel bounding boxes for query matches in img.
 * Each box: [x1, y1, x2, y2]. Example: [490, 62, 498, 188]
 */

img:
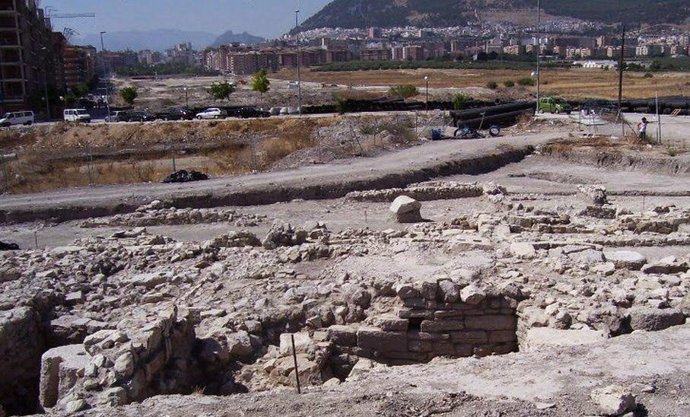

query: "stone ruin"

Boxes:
[1, 180, 689, 416]
[327, 281, 520, 364]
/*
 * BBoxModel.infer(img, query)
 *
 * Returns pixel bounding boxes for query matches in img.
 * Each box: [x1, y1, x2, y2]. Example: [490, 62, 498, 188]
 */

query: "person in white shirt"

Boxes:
[638, 117, 648, 140]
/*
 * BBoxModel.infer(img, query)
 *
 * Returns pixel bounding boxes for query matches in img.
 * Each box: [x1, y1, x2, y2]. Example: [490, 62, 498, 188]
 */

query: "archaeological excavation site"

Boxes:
[1, 115, 690, 417]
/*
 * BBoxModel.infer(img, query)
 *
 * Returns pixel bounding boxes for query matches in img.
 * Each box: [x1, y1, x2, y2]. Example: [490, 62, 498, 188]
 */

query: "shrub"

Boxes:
[643, 72, 654, 78]
[503, 80, 515, 88]
[452, 93, 471, 110]
[389, 84, 419, 99]
[517, 77, 535, 86]
[486, 81, 498, 90]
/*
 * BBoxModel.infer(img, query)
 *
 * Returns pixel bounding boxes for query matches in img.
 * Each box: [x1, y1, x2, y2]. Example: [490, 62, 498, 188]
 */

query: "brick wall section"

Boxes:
[327, 281, 519, 365]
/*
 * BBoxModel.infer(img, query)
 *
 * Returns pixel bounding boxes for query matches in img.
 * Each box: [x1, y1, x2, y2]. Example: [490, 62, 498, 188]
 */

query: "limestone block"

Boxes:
[460, 284, 486, 305]
[464, 315, 516, 330]
[279, 332, 314, 356]
[628, 307, 685, 331]
[395, 283, 421, 299]
[346, 358, 377, 381]
[373, 315, 409, 332]
[327, 325, 358, 347]
[438, 280, 460, 303]
[128, 272, 171, 288]
[521, 328, 607, 352]
[113, 352, 135, 379]
[604, 251, 647, 271]
[420, 319, 465, 332]
[356, 327, 407, 352]
[226, 330, 254, 359]
[449, 330, 488, 344]
[39, 344, 90, 409]
[488, 330, 518, 343]
[578, 185, 608, 206]
[510, 242, 536, 259]
[590, 385, 636, 416]
[681, 294, 690, 316]
[389, 196, 422, 223]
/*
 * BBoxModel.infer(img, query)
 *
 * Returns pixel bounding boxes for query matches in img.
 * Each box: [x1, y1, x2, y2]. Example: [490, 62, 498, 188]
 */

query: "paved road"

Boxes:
[0, 133, 561, 223]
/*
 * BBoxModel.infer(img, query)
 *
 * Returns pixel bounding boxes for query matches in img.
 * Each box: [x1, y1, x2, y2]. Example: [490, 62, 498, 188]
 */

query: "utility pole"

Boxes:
[424, 75, 429, 112]
[535, 0, 541, 114]
[100, 31, 110, 116]
[295, 9, 302, 116]
[40, 47, 50, 119]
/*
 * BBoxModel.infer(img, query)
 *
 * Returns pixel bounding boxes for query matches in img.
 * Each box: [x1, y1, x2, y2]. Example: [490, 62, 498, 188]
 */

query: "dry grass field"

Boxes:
[274, 67, 690, 100]
[0, 117, 334, 193]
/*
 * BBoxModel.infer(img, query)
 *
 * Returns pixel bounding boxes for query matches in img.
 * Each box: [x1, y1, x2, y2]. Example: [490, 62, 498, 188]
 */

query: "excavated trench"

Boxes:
[542, 145, 690, 176]
[0, 146, 534, 224]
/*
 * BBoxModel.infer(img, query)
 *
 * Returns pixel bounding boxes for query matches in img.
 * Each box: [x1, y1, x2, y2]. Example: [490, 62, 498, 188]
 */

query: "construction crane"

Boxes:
[50, 13, 96, 19]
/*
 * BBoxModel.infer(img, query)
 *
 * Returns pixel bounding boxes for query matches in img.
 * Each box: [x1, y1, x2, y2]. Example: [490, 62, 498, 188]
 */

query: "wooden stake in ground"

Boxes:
[291, 334, 301, 394]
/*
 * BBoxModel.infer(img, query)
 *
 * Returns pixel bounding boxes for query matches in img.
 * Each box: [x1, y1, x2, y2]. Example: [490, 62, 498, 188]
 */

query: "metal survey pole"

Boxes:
[295, 10, 302, 116]
[535, 0, 541, 115]
[291, 334, 301, 394]
[618, 25, 626, 136]
[655, 92, 662, 144]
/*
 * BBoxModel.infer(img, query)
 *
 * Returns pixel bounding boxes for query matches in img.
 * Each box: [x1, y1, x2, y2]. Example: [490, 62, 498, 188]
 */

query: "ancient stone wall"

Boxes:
[0, 307, 45, 415]
[38, 305, 197, 413]
[327, 281, 519, 365]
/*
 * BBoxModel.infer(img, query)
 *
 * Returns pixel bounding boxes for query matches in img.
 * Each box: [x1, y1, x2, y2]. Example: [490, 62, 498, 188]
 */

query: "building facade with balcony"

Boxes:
[0, 0, 60, 115]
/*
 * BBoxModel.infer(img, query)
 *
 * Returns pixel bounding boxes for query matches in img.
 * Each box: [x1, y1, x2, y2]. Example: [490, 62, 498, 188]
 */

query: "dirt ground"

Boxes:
[273, 67, 690, 101]
[109, 67, 690, 113]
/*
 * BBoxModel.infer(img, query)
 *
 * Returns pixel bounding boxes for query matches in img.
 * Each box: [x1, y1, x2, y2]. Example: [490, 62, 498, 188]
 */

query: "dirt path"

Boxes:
[0, 133, 561, 223]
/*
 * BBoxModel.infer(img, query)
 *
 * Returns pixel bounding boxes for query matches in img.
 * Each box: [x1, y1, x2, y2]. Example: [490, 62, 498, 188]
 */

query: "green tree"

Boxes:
[389, 84, 418, 99]
[120, 86, 138, 105]
[503, 80, 515, 88]
[250, 69, 271, 107]
[486, 81, 498, 90]
[71, 84, 89, 98]
[208, 81, 235, 102]
[64, 93, 78, 107]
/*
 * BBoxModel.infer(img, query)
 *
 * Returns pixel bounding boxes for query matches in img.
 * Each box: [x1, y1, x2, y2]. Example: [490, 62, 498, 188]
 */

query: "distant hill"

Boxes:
[298, 0, 690, 31]
[211, 31, 265, 47]
[73, 29, 218, 51]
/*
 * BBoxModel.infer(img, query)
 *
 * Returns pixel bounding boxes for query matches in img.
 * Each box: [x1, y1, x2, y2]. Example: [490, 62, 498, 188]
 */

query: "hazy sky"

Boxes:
[48, 0, 332, 38]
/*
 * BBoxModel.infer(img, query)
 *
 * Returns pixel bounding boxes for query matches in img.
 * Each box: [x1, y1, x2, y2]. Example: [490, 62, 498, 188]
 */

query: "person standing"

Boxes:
[638, 117, 649, 140]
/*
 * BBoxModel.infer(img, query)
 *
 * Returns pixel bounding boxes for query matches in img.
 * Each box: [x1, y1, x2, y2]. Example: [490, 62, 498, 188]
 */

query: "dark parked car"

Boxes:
[119, 111, 155, 122]
[230, 107, 270, 119]
[154, 108, 194, 121]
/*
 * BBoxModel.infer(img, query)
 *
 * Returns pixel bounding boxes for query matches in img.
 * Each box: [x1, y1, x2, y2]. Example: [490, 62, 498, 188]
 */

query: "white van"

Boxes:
[63, 108, 91, 123]
[0, 111, 34, 127]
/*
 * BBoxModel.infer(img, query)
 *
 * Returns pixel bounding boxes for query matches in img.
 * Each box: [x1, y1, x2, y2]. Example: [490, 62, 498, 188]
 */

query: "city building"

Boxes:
[63, 45, 97, 89]
[0, 0, 61, 115]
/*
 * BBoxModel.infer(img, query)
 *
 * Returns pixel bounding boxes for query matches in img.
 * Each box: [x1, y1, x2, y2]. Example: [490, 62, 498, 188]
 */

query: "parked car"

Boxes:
[196, 108, 227, 119]
[154, 108, 194, 121]
[105, 110, 125, 122]
[63, 108, 91, 123]
[538, 97, 572, 114]
[118, 111, 155, 122]
[0, 111, 34, 127]
[230, 107, 270, 118]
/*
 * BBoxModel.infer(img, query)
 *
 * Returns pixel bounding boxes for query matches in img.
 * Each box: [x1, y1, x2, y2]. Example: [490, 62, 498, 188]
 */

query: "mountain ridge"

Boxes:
[298, 0, 690, 31]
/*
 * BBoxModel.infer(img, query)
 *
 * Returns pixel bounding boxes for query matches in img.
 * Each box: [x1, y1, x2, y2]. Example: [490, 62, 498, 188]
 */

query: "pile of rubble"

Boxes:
[81, 201, 267, 228]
